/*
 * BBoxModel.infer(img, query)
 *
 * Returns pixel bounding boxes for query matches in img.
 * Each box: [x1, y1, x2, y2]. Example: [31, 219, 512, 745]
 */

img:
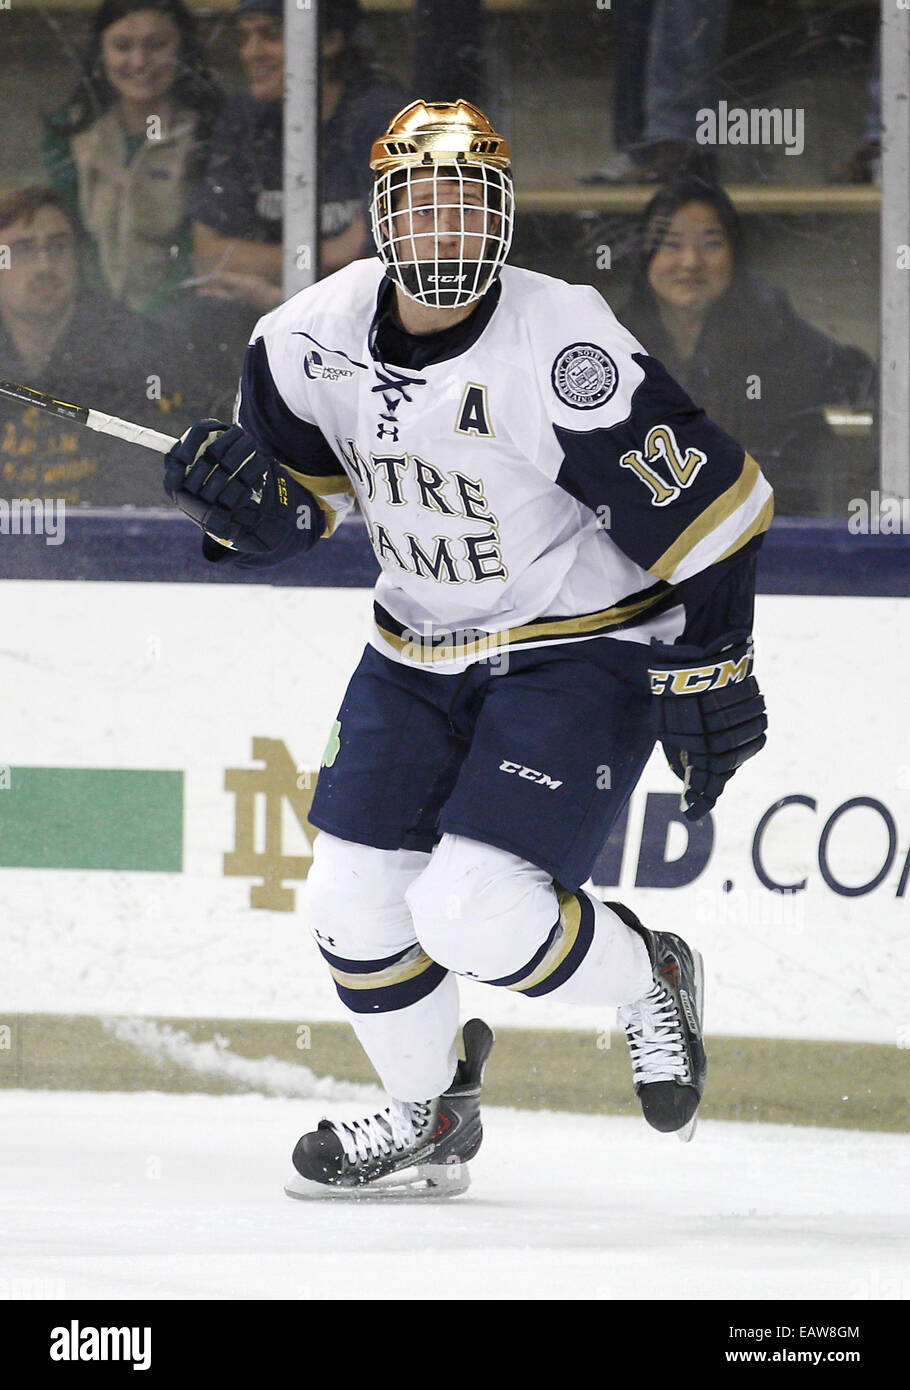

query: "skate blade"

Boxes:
[284, 1162, 471, 1202]
[676, 1114, 698, 1143]
[677, 948, 705, 1144]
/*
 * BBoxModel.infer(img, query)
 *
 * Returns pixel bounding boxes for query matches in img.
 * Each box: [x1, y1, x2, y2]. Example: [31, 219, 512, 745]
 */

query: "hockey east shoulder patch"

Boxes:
[551, 342, 619, 410]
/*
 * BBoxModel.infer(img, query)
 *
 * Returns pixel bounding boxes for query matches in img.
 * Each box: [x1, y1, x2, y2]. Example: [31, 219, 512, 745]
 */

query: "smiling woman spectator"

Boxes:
[42, 0, 221, 317]
[621, 178, 877, 517]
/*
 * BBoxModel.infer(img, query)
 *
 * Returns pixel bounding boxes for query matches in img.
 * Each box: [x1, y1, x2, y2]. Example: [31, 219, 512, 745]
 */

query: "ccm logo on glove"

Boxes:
[649, 650, 752, 696]
[648, 630, 767, 823]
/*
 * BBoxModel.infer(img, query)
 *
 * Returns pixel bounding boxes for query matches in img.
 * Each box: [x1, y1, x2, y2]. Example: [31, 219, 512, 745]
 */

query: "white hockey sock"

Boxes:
[306, 831, 460, 1102]
[537, 890, 654, 1007]
[347, 973, 461, 1103]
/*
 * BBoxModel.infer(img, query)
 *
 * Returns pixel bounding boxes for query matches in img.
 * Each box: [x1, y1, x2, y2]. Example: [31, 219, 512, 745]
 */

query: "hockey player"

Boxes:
[163, 100, 772, 1197]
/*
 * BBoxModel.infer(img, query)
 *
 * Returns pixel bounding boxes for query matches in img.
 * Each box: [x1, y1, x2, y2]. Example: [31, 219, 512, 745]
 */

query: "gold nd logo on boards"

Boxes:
[224, 738, 321, 910]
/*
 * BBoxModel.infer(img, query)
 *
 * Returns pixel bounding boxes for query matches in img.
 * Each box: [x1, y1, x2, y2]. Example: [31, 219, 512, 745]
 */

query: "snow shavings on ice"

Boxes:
[102, 1017, 383, 1103]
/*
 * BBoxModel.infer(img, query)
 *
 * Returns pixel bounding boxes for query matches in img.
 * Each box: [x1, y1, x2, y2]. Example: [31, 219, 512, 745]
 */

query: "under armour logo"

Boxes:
[377, 422, 400, 441]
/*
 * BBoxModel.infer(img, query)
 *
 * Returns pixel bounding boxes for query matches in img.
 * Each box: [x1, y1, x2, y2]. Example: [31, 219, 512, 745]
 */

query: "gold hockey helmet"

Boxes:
[369, 99, 511, 173]
[369, 99, 515, 310]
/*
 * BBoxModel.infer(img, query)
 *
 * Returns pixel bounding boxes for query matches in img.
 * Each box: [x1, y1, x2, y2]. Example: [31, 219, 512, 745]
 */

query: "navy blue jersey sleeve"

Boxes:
[199, 334, 355, 568]
[234, 337, 355, 542]
[235, 336, 354, 539]
[554, 353, 774, 591]
[672, 537, 761, 645]
[237, 336, 340, 473]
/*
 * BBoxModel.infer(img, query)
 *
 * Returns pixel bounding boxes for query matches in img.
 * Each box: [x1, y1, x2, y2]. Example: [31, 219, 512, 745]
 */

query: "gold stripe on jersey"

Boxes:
[715, 492, 775, 565]
[327, 945, 438, 993]
[375, 584, 669, 663]
[647, 453, 769, 584]
[283, 465, 355, 537]
[504, 889, 582, 993]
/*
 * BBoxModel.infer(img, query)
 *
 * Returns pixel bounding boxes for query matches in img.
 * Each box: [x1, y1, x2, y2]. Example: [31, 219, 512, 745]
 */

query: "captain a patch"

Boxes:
[455, 382, 494, 437]
[551, 343, 618, 410]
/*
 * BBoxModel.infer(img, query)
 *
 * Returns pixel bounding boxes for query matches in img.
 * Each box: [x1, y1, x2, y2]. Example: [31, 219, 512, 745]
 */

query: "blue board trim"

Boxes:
[0, 512, 906, 596]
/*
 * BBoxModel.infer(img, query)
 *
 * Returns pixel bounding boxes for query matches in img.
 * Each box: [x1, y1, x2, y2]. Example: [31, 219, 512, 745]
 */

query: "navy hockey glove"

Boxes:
[164, 420, 321, 556]
[648, 630, 767, 823]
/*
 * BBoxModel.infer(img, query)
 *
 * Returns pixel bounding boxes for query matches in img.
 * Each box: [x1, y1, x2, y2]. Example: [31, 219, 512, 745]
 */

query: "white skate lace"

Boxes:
[332, 1098, 433, 1168]
[618, 983, 690, 1085]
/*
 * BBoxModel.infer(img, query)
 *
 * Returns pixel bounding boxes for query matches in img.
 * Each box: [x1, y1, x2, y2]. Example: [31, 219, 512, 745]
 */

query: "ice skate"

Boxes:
[284, 1018, 495, 1200]
[609, 905, 706, 1142]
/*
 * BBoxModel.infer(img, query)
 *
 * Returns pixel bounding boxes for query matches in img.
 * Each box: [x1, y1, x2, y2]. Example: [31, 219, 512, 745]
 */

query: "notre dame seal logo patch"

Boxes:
[551, 343, 618, 410]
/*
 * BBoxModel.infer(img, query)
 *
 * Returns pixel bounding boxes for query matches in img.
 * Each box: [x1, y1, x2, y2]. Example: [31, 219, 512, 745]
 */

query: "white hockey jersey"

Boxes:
[236, 258, 773, 672]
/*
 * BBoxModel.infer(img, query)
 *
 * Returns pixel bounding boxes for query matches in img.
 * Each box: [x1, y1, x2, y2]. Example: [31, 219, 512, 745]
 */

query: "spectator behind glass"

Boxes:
[0, 187, 202, 506]
[829, 22, 881, 185]
[620, 179, 877, 516]
[43, 0, 221, 317]
[190, 0, 407, 313]
[582, 0, 730, 185]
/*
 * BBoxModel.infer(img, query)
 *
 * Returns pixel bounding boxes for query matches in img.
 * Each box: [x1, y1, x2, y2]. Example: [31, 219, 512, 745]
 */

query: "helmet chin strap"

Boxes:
[394, 257, 500, 310]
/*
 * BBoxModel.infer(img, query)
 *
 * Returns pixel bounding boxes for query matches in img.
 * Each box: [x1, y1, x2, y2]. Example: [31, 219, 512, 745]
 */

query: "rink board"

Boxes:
[1, 580, 908, 1047]
[2, 1012, 906, 1132]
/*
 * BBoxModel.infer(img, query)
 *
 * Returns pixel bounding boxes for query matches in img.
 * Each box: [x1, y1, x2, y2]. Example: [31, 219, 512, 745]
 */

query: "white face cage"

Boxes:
[370, 161, 515, 310]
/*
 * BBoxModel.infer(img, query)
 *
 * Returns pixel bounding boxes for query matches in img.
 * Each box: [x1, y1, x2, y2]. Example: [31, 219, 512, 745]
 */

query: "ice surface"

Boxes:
[1, 1091, 907, 1301]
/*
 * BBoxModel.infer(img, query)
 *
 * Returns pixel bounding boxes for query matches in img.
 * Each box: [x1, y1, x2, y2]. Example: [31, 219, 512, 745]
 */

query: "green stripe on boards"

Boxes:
[0, 768, 183, 871]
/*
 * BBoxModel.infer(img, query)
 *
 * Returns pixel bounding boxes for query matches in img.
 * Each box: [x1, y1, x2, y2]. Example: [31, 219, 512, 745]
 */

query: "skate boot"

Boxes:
[609, 904, 706, 1142]
[284, 1018, 494, 1200]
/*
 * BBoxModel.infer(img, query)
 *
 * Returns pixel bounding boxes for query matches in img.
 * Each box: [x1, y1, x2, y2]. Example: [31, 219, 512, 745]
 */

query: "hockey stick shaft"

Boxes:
[0, 379, 179, 455]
